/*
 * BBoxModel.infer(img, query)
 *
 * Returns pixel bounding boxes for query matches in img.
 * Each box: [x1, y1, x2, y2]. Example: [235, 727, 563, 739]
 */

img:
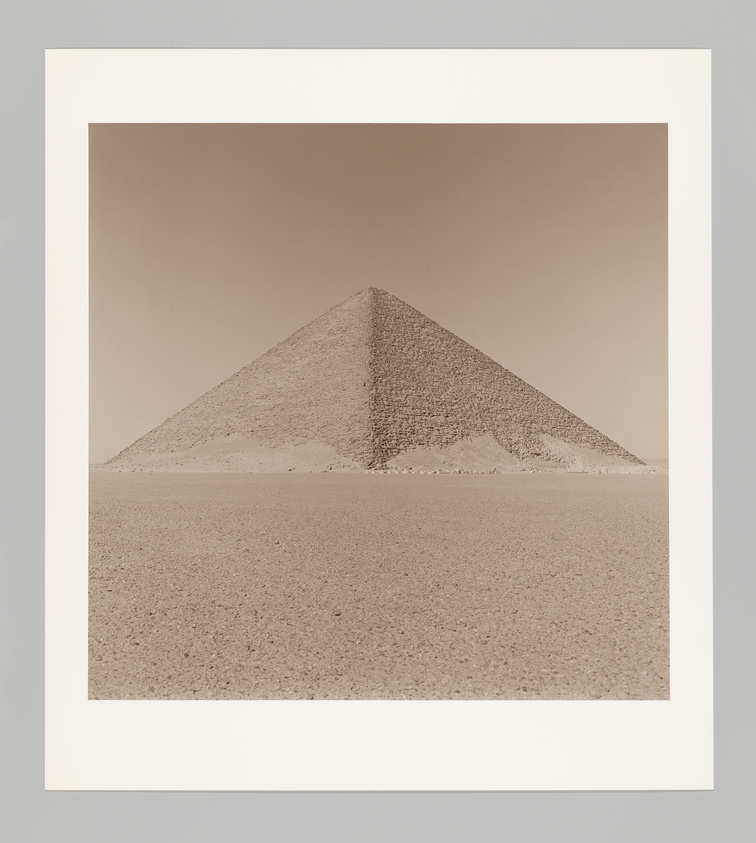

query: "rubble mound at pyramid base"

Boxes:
[382, 435, 654, 474]
[101, 438, 362, 473]
[99, 434, 657, 474]
[385, 435, 523, 473]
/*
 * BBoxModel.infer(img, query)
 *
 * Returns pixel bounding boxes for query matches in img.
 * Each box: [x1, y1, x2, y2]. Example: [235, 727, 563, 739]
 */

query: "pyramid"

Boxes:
[105, 288, 645, 473]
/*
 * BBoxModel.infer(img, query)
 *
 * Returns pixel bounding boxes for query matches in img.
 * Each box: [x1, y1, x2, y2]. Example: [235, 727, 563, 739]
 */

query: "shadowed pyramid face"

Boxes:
[106, 288, 643, 473]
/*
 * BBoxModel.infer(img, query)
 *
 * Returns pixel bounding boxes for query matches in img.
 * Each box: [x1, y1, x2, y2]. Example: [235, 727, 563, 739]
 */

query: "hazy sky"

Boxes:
[90, 123, 667, 463]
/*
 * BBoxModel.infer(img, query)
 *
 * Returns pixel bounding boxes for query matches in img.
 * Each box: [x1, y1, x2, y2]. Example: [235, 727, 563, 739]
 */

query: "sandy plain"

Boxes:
[89, 472, 669, 700]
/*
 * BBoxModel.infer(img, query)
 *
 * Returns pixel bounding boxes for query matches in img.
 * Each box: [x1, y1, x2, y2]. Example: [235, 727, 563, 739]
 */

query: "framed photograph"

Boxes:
[46, 49, 711, 790]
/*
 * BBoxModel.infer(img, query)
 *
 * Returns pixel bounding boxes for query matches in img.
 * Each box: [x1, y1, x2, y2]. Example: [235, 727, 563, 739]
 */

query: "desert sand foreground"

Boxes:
[89, 472, 668, 700]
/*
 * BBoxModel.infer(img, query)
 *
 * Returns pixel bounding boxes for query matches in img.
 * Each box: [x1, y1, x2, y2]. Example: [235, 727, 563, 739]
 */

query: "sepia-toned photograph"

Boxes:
[88, 122, 669, 701]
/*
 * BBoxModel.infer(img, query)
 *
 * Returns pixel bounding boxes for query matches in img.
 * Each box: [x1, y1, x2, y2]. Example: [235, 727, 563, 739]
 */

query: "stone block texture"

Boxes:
[367, 288, 642, 467]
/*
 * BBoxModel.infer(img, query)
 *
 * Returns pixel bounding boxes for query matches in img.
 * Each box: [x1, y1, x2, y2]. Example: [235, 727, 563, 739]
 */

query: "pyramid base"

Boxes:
[101, 433, 659, 474]
[102, 438, 363, 473]
[382, 435, 656, 475]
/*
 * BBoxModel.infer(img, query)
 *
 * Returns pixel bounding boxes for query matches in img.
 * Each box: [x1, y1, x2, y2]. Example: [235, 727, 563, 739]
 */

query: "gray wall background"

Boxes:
[1, 1, 750, 840]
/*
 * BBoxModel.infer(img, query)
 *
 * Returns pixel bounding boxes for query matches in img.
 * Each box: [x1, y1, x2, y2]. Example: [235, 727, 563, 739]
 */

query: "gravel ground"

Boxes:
[89, 472, 669, 700]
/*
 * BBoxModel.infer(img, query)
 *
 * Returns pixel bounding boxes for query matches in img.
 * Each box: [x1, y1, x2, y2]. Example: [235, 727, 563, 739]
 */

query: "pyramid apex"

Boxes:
[347, 287, 393, 304]
[350, 285, 392, 293]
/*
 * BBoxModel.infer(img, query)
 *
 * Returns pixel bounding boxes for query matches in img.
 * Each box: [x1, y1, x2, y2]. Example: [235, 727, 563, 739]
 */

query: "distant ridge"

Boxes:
[104, 288, 647, 473]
